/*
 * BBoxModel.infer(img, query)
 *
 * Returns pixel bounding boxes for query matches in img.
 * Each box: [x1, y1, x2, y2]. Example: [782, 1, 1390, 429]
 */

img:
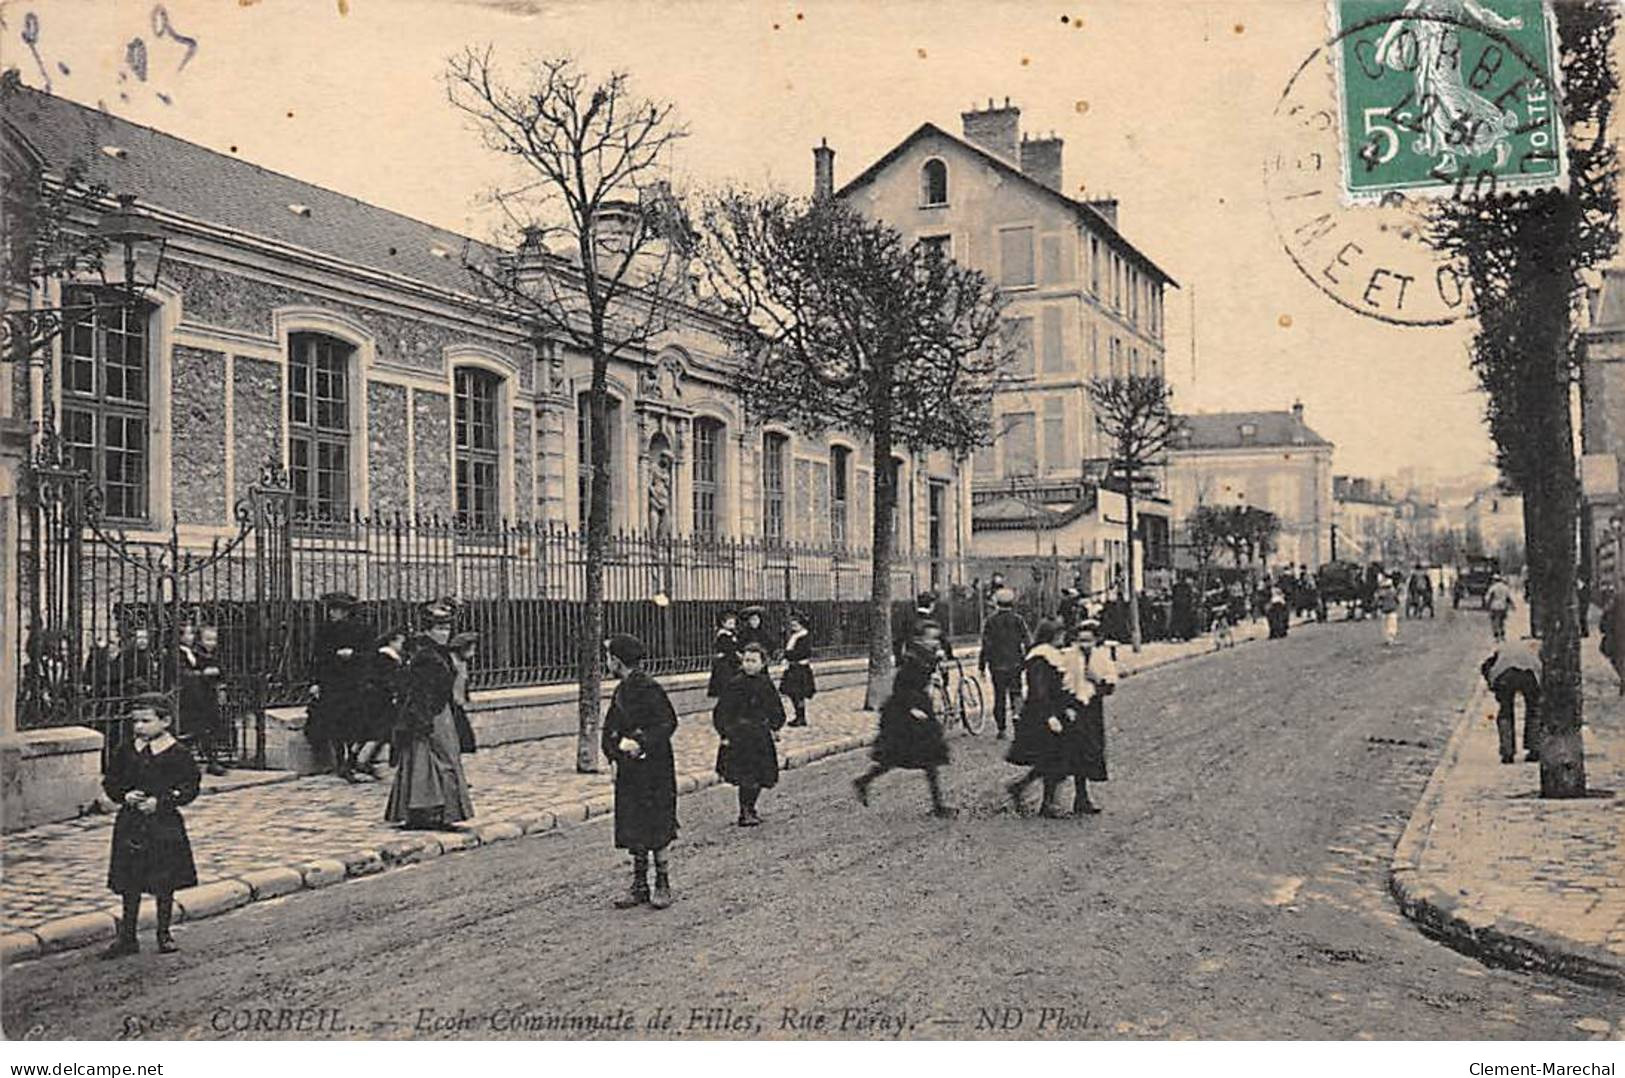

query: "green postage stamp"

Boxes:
[1329, 0, 1566, 203]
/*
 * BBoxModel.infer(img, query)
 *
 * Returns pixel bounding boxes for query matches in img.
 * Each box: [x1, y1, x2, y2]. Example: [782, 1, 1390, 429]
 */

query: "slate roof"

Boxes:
[1172, 410, 1331, 451]
[3, 85, 498, 296]
[835, 121, 1177, 288]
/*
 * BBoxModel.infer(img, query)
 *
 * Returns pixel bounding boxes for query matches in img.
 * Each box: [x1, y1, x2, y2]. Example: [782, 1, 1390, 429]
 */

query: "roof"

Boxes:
[971, 488, 1097, 532]
[3, 85, 497, 296]
[1172, 410, 1331, 451]
[835, 122, 1177, 288]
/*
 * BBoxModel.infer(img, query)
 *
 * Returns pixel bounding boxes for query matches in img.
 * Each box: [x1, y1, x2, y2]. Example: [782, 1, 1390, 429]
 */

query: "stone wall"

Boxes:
[171, 345, 229, 523]
[167, 261, 532, 388]
[412, 389, 452, 518]
[232, 356, 282, 498]
[366, 381, 410, 516]
[512, 407, 533, 522]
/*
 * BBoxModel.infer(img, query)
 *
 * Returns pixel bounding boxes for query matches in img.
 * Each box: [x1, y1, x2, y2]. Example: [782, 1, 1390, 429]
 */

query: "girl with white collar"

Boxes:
[779, 611, 816, 727]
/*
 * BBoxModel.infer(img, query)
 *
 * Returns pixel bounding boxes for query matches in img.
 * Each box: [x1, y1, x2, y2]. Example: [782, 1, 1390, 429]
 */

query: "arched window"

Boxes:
[288, 332, 354, 522]
[830, 444, 851, 547]
[61, 286, 153, 521]
[455, 367, 502, 531]
[693, 417, 724, 541]
[920, 159, 948, 206]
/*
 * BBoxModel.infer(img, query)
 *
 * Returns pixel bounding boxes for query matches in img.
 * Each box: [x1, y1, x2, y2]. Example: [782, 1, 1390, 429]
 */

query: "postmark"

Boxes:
[1264, 1, 1566, 326]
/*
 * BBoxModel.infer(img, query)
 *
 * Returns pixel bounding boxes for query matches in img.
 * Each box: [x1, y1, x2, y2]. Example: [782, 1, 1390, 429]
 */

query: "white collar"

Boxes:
[380, 645, 402, 661]
[135, 732, 177, 755]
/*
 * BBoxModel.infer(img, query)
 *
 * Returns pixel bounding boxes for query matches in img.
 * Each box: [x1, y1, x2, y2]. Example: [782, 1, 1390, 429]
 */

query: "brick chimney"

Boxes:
[1086, 198, 1119, 228]
[961, 97, 1020, 164]
[813, 138, 835, 201]
[1020, 133, 1063, 191]
[1292, 399, 1305, 422]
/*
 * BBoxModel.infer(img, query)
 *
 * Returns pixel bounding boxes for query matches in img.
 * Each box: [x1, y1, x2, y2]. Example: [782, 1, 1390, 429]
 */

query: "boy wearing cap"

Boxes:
[602, 633, 680, 908]
[101, 692, 200, 958]
[308, 591, 372, 783]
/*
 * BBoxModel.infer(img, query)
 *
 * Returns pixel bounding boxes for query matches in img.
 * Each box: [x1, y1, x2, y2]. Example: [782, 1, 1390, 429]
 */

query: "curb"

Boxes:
[0, 624, 1278, 968]
[1387, 679, 1625, 993]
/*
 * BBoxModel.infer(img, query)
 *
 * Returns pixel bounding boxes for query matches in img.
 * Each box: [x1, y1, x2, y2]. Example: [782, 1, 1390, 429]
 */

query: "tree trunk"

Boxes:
[1125, 485, 1142, 652]
[575, 349, 612, 774]
[863, 401, 897, 710]
[1525, 267, 1587, 799]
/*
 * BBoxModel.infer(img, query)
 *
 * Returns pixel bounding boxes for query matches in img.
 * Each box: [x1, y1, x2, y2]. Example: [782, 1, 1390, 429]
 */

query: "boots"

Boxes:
[613, 855, 650, 909]
[650, 865, 673, 910]
[1073, 780, 1102, 816]
[1038, 777, 1069, 819]
[927, 768, 958, 818]
[102, 894, 140, 959]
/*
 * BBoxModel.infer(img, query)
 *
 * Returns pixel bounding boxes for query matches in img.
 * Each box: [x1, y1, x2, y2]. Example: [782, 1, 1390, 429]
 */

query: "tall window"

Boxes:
[999, 226, 1035, 288]
[830, 444, 851, 547]
[920, 234, 952, 262]
[1043, 396, 1066, 474]
[62, 287, 151, 521]
[1040, 235, 1064, 285]
[288, 332, 352, 522]
[693, 418, 722, 540]
[1110, 337, 1125, 380]
[1089, 236, 1101, 295]
[1005, 316, 1035, 378]
[928, 480, 947, 589]
[454, 368, 501, 531]
[920, 159, 948, 206]
[1041, 306, 1064, 373]
[1130, 270, 1141, 325]
[889, 456, 905, 548]
[762, 432, 787, 543]
[577, 392, 619, 529]
[1004, 413, 1037, 478]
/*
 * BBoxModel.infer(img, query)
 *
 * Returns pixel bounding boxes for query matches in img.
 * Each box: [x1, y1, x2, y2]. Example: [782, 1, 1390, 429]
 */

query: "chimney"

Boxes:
[961, 96, 1020, 164]
[1086, 197, 1119, 228]
[1020, 133, 1063, 191]
[1292, 399, 1305, 422]
[813, 138, 835, 201]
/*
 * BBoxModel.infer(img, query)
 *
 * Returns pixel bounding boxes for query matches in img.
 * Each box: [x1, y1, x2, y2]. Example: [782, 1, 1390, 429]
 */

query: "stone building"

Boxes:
[823, 98, 1177, 594]
[1332, 476, 1399, 563]
[1582, 268, 1625, 593]
[1166, 403, 1335, 570]
[4, 86, 966, 571]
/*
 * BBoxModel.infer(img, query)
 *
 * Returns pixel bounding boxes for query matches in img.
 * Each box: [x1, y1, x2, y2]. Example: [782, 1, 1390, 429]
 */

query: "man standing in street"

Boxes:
[1480, 637, 1542, 764]
[1485, 574, 1516, 642]
[979, 588, 1030, 741]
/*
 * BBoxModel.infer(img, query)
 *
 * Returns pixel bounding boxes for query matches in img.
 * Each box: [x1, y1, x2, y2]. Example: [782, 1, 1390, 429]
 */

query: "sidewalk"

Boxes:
[1390, 626, 1625, 991]
[1, 617, 1286, 964]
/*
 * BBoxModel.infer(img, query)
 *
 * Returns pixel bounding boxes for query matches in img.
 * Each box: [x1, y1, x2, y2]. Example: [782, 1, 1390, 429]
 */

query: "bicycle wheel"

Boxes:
[957, 670, 986, 735]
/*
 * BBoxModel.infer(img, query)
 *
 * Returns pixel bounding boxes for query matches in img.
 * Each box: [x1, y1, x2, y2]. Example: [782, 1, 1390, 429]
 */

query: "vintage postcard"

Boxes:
[1, 0, 1621, 1066]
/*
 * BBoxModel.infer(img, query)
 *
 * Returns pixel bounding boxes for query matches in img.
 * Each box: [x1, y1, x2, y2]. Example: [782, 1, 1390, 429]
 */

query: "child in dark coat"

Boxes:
[706, 611, 742, 699]
[714, 642, 787, 826]
[602, 633, 680, 909]
[101, 692, 200, 958]
[779, 611, 816, 727]
[853, 620, 956, 817]
[1005, 618, 1080, 818]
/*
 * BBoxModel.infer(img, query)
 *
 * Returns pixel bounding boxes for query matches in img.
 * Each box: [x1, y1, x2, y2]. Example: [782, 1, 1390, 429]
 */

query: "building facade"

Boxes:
[1166, 404, 1335, 570]
[5, 87, 967, 576]
[1582, 268, 1625, 594]
[1332, 476, 1399, 563]
[826, 98, 1176, 595]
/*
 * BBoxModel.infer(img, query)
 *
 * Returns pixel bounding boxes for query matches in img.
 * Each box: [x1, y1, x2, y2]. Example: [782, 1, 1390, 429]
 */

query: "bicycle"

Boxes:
[928, 655, 986, 736]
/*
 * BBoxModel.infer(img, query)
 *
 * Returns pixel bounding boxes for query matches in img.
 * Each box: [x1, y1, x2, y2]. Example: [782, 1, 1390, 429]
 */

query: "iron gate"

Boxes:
[15, 446, 295, 770]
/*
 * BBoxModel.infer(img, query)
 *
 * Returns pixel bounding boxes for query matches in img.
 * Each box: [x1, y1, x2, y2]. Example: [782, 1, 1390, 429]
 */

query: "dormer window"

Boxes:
[1239, 422, 1257, 445]
[920, 159, 948, 207]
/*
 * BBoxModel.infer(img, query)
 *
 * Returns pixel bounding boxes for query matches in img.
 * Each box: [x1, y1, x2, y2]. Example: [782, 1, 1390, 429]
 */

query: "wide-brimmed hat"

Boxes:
[420, 598, 456, 626]
[993, 587, 1016, 607]
[321, 591, 359, 609]
[605, 633, 646, 665]
[740, 605, 766, 619]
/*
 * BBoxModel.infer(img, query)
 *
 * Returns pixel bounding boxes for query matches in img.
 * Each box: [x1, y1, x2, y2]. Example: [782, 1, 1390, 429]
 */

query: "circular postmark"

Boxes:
[1264, 2, 1566, 327]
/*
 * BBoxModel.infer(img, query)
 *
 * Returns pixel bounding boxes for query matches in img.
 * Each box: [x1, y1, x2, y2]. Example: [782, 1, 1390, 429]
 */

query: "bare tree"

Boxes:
[446, 49, 690, 773]
[699, 192, 1008, 704]
[1086, 374, 1176, 651]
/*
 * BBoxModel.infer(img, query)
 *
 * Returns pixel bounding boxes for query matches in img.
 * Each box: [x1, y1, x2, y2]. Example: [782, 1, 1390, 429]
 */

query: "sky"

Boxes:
[6, 0, 1515, 486]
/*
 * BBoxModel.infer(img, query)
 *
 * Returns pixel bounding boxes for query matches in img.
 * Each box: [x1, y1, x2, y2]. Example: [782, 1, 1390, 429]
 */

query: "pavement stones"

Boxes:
[1389, 622, 1625, 992]
[2, 621, 1287, 964]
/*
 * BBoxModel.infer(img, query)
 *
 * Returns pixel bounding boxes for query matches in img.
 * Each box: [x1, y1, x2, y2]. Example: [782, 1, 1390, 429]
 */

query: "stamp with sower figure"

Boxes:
[1266, 0, 1566, 326]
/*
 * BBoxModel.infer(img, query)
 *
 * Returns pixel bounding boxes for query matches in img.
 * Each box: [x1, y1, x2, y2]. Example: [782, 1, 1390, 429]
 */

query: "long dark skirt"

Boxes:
[1065, 701, 1108, 782]
[612, 755, 679, 851]
[385, 708, 475, 823]
[107, 808, 197, 896]
[716, 721, 779, 789]
[780, 662, 816, 701]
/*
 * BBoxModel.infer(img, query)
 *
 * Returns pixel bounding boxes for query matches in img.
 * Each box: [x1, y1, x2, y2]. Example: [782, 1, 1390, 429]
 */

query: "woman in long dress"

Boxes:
[385, 601, 474, 830]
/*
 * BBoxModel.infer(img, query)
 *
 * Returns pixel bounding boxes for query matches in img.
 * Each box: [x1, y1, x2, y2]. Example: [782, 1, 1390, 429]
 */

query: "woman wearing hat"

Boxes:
[1004, 618, 1079, 818]
[779, 611, 815, 728]
[737, 606, 773, 658]
[100, 692, 200, 958]
[385, 601, 474, 830]
[602, 633, 680, 908]
[307, 591, 373, 783]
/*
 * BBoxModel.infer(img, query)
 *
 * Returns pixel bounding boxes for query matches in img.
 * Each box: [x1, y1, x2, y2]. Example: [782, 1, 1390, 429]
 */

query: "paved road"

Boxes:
[5, 612, 1619, 1041]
